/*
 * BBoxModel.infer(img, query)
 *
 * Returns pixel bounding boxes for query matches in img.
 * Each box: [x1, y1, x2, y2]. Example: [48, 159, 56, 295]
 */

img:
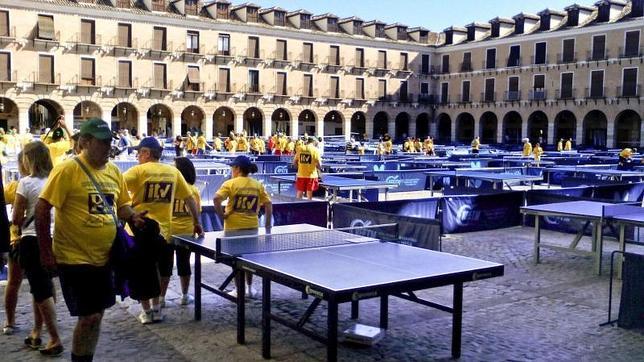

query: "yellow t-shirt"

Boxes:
[471, 139, 480, 150]
[214, 137, 222, 151]
[171, 184, 202, 235]
[123, 162, 192, 241]
[4, 180, 18, 205]
[522, 143, 533, 157]
[237, 137, 249, 152]
[39, 156, 131, 266]
[216, 176, 271, 231]
[557, 141, 563, 152]
[258, 139, 266, 153]
[384, 140, 393, 153]
[48, 140, 71, 167]
[196, 136, 207, 150]
[564, 140, 572, 151]
[534, 146, 543, 160]
[228, 140, 237, 153]
[295, 144, 320, 178]
[278, 137, 288, 152]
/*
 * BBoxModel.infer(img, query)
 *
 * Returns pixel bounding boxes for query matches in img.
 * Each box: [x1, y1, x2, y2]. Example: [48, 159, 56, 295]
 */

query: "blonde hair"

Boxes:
[22, 141, 53, 178]
[16, 151, 28, 176]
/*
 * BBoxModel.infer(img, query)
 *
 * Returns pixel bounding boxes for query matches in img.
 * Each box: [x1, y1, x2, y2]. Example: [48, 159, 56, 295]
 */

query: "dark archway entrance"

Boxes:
[373, 111, 388, 138]
[395, 112, 410, 141]
[244, 107, 263, 136]
[323, 111, 343, 136]
[615, 110, 641, 148]
[181, 105, 205, 136]
[554, 110, 576, 142]
[455, 113, 475, 143]
[272, 108, 291, 136]
[29, 99, 64, 132]
[437, 113, 451, 143]
[479, 112, 498, 144]
[147, 104, 173, 137]
[111, 103, 138, 133]
[416, 113, 430, 139]
[528, 111, 548, 144]
[583, 110, 607, 148]
[298, 110, 316, 136]
[213, 106, 235, 137]
[502, 111, 522, 144]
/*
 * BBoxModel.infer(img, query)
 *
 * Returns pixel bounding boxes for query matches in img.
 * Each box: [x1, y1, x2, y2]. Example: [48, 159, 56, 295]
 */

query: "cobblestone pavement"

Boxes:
[1, 226, 643, 361]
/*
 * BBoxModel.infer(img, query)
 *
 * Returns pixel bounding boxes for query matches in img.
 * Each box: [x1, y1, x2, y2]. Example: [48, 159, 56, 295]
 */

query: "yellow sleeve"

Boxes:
[192, 186, 202, 212]
[258, 182, 271, 205]
[216, 179, 231, 200]
[39, 163, 72, 209]
[174, 170, 192, 200]
[115, 168, 132, 209]
[3, 180, 18, 205]
[122, 166, 139, 193]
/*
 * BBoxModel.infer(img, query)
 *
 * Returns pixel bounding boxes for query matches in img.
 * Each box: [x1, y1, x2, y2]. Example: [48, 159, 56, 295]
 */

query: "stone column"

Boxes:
[204, 115, 213, 140]
[234, 114, 244, 134]
[18, 108, 29, 134]
[263, 116, 272, 138]
[139, 114, 149, 137]
[316, 116, 324, 138]
[343, 115, 351, 141]
[409, 116, 417, 138]
[290, 116, 298, 138]
[547, 119, 555, 145]
[102, 110, 113, 129]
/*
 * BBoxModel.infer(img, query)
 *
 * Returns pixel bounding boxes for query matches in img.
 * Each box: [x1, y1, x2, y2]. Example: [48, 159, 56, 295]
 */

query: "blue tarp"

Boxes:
[441, 191, 524, 233]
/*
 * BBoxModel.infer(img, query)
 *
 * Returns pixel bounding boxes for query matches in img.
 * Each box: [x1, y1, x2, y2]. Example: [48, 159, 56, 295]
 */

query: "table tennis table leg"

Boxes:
[194, 253, 202, 321]
[351, 300, 359, 319]
[261, 277, 271, 359]
[236, 270, 246, 344]
[327, 299, 339, 362]
[594, 221, 603, 276]
[534, 216, 541, 265]
[379, 295, 389, 330]
[617, 224, 626, 279]
[452, 282, 463, 359]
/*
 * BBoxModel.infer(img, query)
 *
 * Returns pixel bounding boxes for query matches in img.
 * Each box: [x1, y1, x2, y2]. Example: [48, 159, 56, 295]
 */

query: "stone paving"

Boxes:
[1, 225, 644, 361]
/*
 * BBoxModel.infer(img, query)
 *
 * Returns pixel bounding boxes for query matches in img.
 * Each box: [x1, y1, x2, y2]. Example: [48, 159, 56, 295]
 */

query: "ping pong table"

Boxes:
[601, 203, 644, 278]
[270, 174, 396, 202]
[425, 170, 543, 195]
[543, 167, 644, 187]
[173, 224, 504, 361]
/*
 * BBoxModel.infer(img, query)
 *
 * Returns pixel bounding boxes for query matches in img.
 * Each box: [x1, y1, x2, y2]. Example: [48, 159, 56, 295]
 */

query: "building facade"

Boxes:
[0, 0, 641, 148]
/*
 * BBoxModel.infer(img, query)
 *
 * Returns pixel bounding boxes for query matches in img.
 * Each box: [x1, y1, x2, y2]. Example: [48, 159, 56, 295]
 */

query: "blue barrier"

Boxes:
[364, 170, 430, 192]
[441, 191, 524, 233]
[253, 173, 296, 196]
[341, 198, 440, 219]
[196, 174, 226, 203]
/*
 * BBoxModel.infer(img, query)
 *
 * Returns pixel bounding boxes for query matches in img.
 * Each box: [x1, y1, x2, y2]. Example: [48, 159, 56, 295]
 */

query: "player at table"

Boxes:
[213, 155, 272, 298]
[533, 143, 544, 166]
[522, 138, 532, 157]
[618, 148, 635, 171]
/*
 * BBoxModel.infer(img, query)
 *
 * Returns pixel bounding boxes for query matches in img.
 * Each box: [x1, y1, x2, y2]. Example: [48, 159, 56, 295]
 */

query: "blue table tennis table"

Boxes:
[425, 170, 543, 195]
[173, 224, 504, 361]
[543, 167, 644, 187]
[270, 174, 396, 202]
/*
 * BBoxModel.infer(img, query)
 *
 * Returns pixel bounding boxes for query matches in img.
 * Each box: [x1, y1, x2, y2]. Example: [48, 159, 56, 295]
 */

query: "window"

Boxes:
[80, 58, 95, 85]
[376, 24, 385, 38]
[421, 54, 430, 74]
[560, 72, 574, 99]
[80, 20, 95, 44]
[0, 52, 11, 81]
[37, 15, 55, 40]
[301, 14, 311, 29]
[38, 54, 54, 83]
[329, 45, 339, 65]
[218, 34, 230, 55]
[400, 53, 408, 71]
[276, 72, 287, 95]
[276, 40, 287, 60]
[218, 68, 230, 92]
[440, 82, 448, 103]
[533, 74, 545, 99]
[185, 0, 199, 15]
[534, 42, 547, 64]
[329, 76, 340, 98]
[355, 78, 365, 99]
[355, 48, 364, 68]
[118, 61, 132, 88]
[591, 35, 606, 60]
[399, 81, 408, 101]
[151, 0, 165, 12]
[590, 70, 604, 98]
[485, 48, 496, 69]
[441, 54, 449, 73]
[353, 21, 362, 35]
[248, 69, 259, 93]
[247, 7, 259, 23]
[420, 82, 429, 95]
[153, 27, 166, 51]
[461, 52, 472, 71]
[248, 37, 259, 58]
[624, 31, 640, 57]
[117, 23, 131, 47]
[0, 11, 9, 37]
[377, 50, 387, 69]
[622, 68, 637, 97]
[303, 42, 313, 63]
[216, 3, 229, 19]
[186, 31, 199, 53]
[327, 18, 338, 33]
[378, 79, 388, 100]
[461, 81, 470, 102]
[153, 63, 166, 89]
[507, 76, 519, 100]
[562, 39, 575, 63]
[274, 11, 286, 26]
[303, 74, 313, 97]
[187, 66, 200, 91]
[507, 45, 521, 67]
[116, 0, 130, 8]
[484, 78, 495, 102]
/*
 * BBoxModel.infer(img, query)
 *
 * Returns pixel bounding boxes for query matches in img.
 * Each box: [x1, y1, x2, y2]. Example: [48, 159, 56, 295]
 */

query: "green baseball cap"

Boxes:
[79, 118, 115, 140]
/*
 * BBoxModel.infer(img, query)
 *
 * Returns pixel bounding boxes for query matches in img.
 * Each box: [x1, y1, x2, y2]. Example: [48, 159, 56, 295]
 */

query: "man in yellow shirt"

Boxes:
[195, 132, 211, 155]
[564, 138, 573, 151]
[424, 136, 435, 156]
[36, 118, 146, 361]
[293, 137, 322, 200]
[557, 139, 564, 152]
[383, 134, 393, 154]
[185, 131, 197, 155]
[533, 143, 544, 166]
[213, 133, 223, 152]
[124, 137, 202, 324]
[522, 138, 533, 157]
[471, 136, 480, 155]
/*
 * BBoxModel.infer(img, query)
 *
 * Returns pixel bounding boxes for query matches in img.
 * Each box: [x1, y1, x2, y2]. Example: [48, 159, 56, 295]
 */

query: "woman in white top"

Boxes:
[11, 141, 63, 355]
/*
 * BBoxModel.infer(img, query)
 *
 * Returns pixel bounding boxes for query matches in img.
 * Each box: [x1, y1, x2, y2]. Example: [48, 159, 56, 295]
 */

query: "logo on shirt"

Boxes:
[173, 199, 190, 217]
[88, 193, 115, 215]
[299, 153, 312, 164]
[232, 194, 259, 213]
[143, 182, 173, 203]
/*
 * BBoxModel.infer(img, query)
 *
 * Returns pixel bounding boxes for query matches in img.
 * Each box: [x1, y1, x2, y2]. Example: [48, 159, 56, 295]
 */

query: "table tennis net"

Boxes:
[216, 224, 399, 257]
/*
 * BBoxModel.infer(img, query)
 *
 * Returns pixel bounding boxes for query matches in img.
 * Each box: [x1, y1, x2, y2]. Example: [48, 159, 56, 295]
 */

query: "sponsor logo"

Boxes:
[232, 195, 259, 212]
[88, 193, 115, 214]
[350, 219, 372, 228]
[456, 204, 479, 226]
[386, 175, 402, 185]
[298, 153, 312, 164]
[352, 290, 378, 301]
[305, 285, 324, 298]
[173, 199, 190, 217]
[373, 164, 385, 171]
[274, 165, 289, 174]
[143, 182, 173, 203]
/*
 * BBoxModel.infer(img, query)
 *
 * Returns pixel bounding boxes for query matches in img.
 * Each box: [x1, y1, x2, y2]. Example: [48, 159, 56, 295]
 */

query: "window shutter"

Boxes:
[378, 51, 386, 68]
[276, 40, 286, 60]
[276, 72, 286, 95]
[509, 77, 519, 92]
[38, 15, 55, 40]
[330, 77, 339, 98]
[0, 53, 9, 81]
[303, 43, 313, 63]
[0, 11, 8, 37]
[593, 36, 606, 59]
[462, 81, 470, 101]
[533, 75, 545, 89]
[355, 78, 364, 99]
[153, 27, 165, 50]
[187, 66, 200, 84]
[400, 53, 408, 70]
[591, 71, 603, 96]
[329, 46, 339, 65]
[625, 31, 640, 56]
[81, 20, 94, 44]
[561, 73, 573, 98]
[118, 24, 130, 47]
[303, 74, 312, 97]
[379, 79, 386, 98]
[563, 39, 575, 60]
[118, 61, 131, 87]
[623, 68, 637, 95]
[355, 49, 364, 67]
[81, 58, 94, 84]
[39, 55, 53, 83]
[154, 63, 166, 89]
[248, 37, 258, 58]
[218, 68, 229, 92]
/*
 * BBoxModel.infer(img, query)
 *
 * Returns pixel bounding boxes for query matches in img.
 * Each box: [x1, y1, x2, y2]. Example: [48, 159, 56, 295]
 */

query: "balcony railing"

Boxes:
[619, 46, 643, 58]
[587, 50, 609, 61]
[557, 52, 577, 64]
[585, 87, 605, 99]
[529, 89, 547, 100]
[438, 95, 450, 105]
[530, 55, 549, 65]
[555, 88, 576, 100]
[504, 90, 521, 101]
[617, 85, 640, 98]
[457, 93, 471, 103]
[459, 62, 473, 72]
[480, 92, 496, 103]
[506, 57, 522, 67]
[418, 94, 435, 105]
[483, 60, 496, 69]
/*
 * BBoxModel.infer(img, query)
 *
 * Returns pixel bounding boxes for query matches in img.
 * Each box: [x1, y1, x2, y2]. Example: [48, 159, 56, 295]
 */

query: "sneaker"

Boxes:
[138, 310, 153, 325]
[152, 308, 164, 323]
[24, 336, 42, 350]
[2, 325, 15, 335]
[180, 294, 194, 306]
[39, 344, 64, 357]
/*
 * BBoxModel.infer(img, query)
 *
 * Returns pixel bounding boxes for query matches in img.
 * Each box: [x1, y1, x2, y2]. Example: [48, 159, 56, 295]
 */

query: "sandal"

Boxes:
[2, 325, 16, 335]
[24, 335, 42, 350]
[39, 344, 64, 357]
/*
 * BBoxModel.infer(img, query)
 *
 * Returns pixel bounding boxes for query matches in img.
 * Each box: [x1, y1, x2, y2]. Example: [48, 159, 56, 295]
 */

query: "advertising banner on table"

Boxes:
[593, 183, 644, 202]
[441, 191, 523, 233]
[332, 203, 441, 250]
[342, 198, 440, 219]
[364, 170, 430, 192]
[261, 161, 297, 174]
[349, 161, 399, 171]
[618, 252, 644, 329]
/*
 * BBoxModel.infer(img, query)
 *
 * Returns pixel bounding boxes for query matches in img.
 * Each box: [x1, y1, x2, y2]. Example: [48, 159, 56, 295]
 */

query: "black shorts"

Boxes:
[58, 264, 115, 317]
[158, 243, 192, 278]
[20, 236, 54, 303]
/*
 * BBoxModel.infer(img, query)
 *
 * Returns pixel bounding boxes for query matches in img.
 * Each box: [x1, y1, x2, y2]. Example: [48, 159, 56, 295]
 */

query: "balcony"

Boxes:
[106, 76, 139, 97]
[268, 51, 292, 69]
[111, 37, 138, 57]
[585, 87, 605, 99]
[619, 46, 643, 59]
[148, 79, 173, 98]
[140, 40, 173, 60]
[456, 94, 471, 104]
[459, 62, 473, 72]
[586, 50, 609, 62]
[480, 92, 496, 103]
[66, 33, 102, 54]
[528, 89, 547, 100]
[506, 58, 522, 68]
[557, 52, 577, 64]
[181, 49, 203, 63]
[0, 70, 18, 90]
[438, 95, 450, 105]
[530, 55, 549, 66]
[555, 88, 576, 100]
[33, 31, 60, 51]
[183, 82, 205, 100]
[27, 71, 61, 92]
[418, 94, 435, 105]
[482, 60, 496, 70]
[504, 90, 521, 101]
[399, 92, 412, 103]
[67, 74, 102, 95]
[617, 85, 640, 98]
[0, 26, 17, 46]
